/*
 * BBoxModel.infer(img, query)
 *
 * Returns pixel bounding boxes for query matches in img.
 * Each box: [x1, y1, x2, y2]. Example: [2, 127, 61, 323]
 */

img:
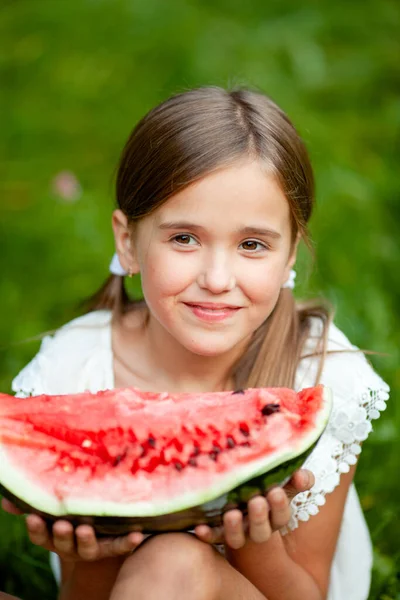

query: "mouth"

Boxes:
[183, 302, 242, 322]
[184, 302, 242, 310]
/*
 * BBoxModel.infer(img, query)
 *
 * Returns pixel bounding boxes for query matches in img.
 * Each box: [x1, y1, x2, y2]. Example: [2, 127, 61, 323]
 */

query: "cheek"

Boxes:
[140, 250, 194, 298]
[241, 264, 284, 306]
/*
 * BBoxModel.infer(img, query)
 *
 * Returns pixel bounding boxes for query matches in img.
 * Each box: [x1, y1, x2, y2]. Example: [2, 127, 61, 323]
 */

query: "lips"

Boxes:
[184, 302, 241, 310]
[183, 302, 242, 323]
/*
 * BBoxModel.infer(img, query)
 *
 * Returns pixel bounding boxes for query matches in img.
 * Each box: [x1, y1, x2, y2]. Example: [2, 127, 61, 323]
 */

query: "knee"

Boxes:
[134, 531, 216, 570]
[123, 532, 220, 593]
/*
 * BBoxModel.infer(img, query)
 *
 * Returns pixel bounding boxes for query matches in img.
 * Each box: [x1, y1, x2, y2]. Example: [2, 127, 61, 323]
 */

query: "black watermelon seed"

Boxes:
[227, 436, 236, 448]
[209, 451, 218, 461]
[174, 462, 183, 471]
[113, 454, 124, 467]
[188, 457, 197, 467]
[232, 389, 245, 395]
[147, 436, 156, 448]
[239, 426, 249, 437]
[193, 446, 200, 456]
[261, 403, 281, 416]
[212, 444, 221, 454]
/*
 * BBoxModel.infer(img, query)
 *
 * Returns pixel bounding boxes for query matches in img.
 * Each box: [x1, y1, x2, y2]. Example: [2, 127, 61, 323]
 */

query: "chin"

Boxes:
[181, 335, 244, 358]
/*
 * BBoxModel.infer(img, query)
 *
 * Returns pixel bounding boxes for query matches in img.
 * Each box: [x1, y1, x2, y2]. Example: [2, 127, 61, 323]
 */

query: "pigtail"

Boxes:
[83, 274, 131, 316]
[233, 290, 332, 389]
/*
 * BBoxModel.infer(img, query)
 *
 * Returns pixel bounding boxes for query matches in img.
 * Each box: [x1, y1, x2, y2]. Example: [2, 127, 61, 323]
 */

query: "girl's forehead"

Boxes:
[152, 161, 291, 232]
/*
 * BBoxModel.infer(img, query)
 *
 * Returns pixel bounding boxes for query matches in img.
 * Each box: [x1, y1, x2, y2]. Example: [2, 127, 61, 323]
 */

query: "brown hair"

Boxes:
[87, 86, 332, 389]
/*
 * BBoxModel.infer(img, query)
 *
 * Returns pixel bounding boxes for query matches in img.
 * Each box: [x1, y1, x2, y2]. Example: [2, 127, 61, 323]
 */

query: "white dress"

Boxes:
[12, 310, 390, 600]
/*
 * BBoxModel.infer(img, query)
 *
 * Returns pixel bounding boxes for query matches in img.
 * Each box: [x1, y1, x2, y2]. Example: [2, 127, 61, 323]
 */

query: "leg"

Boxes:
[110, 532, 267, 600]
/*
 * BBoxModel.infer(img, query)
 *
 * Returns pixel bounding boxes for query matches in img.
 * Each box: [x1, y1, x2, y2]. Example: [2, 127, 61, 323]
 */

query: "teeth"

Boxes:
[196, 306, 230, 311]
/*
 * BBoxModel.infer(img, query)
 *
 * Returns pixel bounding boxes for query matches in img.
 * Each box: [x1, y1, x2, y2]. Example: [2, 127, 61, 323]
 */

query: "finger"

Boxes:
[193, 524, 214, 544]
[26, 514, 53, 549]
[223, 509, 246, 550]
[98, 531, 145, 559]
[283, 469, 314, 500]
[247, 496, 271, 543]
[75, 525, 100, 561]
[194, 524, 224, 545]
[52, 520, 76, 557]
[293, 469, 314, 490]
[1, 498, 24, 516]
[267, 487, 292, 530]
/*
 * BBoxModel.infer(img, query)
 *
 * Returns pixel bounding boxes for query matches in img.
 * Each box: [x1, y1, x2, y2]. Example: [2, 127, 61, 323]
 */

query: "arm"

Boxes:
[58, 557, 124, 600]
[225, 465, 357, 600]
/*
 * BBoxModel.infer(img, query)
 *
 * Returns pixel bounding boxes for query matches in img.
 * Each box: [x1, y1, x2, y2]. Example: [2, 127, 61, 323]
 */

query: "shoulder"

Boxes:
[296, 317, 389, 402]
[12, 310, 113, 397]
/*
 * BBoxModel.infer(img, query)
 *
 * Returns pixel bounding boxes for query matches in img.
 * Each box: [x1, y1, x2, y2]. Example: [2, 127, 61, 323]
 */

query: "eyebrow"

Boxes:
[158, 221, 281, 239]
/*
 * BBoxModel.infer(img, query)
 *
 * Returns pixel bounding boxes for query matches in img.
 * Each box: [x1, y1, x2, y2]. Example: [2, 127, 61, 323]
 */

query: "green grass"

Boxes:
[1, 0, 399, 598]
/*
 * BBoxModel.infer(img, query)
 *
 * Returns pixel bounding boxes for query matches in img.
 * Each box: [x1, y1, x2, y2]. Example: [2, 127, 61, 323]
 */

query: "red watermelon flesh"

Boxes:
[0, 385, 331, 534]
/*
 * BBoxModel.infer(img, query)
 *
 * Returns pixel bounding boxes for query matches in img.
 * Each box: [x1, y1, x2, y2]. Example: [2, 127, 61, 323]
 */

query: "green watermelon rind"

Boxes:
[0, 387, 332, 534]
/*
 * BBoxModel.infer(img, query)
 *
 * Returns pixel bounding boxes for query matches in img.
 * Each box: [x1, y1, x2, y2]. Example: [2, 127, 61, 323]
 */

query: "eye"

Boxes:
[240, 239, 268, 252]
[172, 234, 198, 246]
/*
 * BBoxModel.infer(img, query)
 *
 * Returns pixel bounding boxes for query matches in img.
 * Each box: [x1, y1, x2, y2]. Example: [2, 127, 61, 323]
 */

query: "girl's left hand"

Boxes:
[194, 468, 314, 549]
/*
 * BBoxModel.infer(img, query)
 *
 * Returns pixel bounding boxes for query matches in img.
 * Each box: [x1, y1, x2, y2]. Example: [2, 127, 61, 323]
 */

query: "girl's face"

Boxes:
[118, 160, 297, 358]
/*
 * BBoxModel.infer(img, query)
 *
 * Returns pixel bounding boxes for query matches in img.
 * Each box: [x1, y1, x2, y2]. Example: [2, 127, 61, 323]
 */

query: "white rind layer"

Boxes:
[0, 388, 332, 517]
[0, 445, 64, 515]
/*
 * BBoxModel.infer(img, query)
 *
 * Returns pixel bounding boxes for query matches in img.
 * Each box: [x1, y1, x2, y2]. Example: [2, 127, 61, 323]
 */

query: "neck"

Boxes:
[142, 315, 247, 394]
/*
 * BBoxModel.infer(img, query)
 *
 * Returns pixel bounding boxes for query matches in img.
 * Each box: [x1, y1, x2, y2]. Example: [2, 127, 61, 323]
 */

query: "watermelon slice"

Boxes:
[0, 385, 331, 534]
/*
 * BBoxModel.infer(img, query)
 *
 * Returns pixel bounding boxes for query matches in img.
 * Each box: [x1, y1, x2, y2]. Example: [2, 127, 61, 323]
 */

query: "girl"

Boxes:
[2, 86, 389, 600]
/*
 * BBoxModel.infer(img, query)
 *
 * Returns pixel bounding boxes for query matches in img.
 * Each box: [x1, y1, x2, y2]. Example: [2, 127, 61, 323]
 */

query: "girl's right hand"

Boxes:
[1, 498, 145, 561]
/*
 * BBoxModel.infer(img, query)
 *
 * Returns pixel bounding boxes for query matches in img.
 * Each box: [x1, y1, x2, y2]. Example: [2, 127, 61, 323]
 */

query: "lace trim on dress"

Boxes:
[283, 367, 389, 534]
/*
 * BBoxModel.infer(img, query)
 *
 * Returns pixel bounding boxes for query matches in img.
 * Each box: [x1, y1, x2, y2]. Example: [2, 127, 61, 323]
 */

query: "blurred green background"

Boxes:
[1, 0, 399, 598]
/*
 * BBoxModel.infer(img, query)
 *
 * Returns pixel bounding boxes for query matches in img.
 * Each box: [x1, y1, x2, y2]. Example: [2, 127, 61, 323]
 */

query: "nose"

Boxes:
[197, 250, 236, 293]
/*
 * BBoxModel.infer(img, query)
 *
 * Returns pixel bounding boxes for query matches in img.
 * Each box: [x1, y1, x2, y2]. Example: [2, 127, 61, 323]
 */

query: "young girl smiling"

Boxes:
[3, 86, 389, 600]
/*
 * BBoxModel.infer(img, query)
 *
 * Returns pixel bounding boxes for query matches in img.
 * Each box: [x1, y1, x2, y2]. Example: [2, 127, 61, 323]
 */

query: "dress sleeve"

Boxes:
[283, 320, 390, 532]
[12, 335, 57, 397]
[11, 310, 113, 398]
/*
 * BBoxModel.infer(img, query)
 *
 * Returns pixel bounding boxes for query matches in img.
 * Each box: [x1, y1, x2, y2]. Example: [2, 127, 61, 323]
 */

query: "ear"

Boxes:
[111, 209, 140, 275]
[282, 233, 301, 286]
